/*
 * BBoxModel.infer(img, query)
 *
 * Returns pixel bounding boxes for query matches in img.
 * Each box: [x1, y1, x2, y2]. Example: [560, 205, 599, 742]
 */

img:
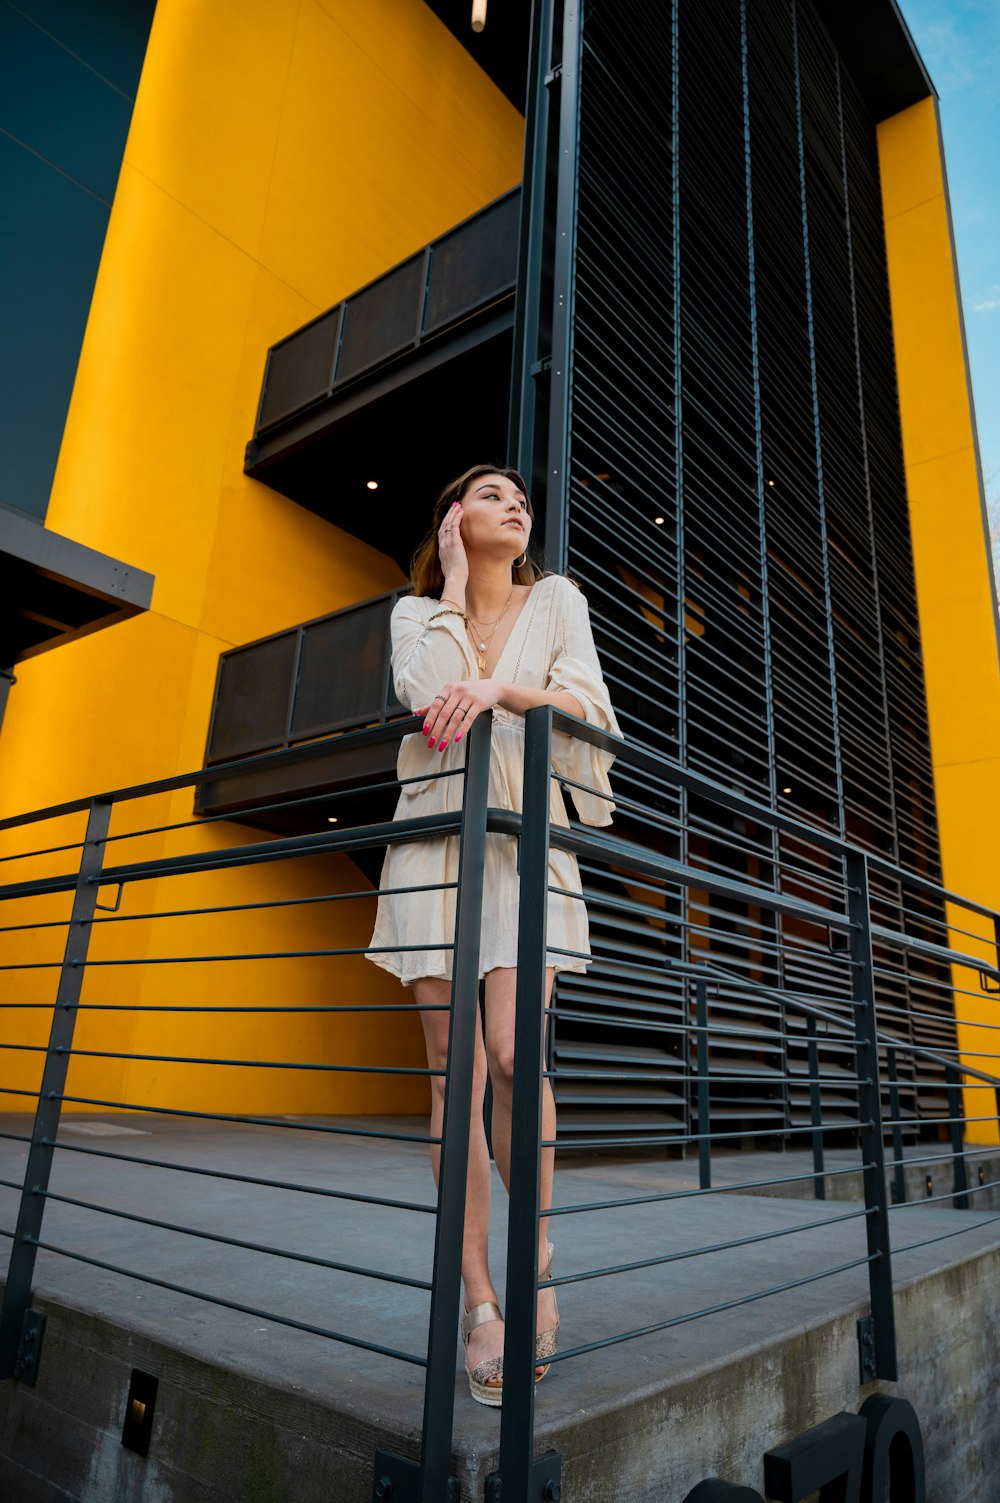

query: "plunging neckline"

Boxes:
[473, 580, 541, 680]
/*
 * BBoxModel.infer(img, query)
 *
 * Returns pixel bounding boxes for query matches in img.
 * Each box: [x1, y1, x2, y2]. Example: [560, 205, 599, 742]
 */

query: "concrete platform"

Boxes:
[0, 1114, 999, 1501]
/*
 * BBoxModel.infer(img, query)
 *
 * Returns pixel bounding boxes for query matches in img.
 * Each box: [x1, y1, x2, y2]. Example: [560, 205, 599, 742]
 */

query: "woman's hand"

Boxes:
[437, 501, 469, 590]
[418, 679, 505, 751]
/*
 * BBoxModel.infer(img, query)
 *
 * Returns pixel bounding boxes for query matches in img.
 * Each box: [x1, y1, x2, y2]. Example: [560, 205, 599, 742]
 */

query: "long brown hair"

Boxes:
[409, 464, 548, 597]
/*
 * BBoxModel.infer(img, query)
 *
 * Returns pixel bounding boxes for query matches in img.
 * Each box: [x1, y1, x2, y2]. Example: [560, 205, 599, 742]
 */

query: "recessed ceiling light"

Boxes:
[654, 516, 665, 525]
[366, 480, 378, 490]
[782, 786, 792, 794]
[327, 816, 339, 823]
[767, 479, 775, 487]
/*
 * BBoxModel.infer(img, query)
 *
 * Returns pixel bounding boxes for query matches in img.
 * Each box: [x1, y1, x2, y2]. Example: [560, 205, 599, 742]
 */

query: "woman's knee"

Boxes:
[486, 1038, 516, 1093]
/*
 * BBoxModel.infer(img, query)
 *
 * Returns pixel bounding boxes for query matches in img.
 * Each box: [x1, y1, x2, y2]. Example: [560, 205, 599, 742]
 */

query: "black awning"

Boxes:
[0, 508, 154, 664]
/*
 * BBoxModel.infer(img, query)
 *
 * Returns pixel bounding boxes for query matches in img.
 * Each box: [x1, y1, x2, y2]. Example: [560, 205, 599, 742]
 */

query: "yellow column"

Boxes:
[878, 96, 1000, 1142]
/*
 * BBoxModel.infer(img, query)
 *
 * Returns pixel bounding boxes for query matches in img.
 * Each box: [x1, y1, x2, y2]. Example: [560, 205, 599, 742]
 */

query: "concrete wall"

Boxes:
[2, 1239, 999, 1501]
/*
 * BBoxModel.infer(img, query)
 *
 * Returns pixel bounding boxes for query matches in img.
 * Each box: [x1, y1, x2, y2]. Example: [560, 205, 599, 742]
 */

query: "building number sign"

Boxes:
[682, 1396, 925, 1503]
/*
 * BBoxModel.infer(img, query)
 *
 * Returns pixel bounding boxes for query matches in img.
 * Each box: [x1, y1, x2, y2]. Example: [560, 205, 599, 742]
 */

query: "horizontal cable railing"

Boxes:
[2, 706, 999, 1499]
[493, 705, 1000, 1490]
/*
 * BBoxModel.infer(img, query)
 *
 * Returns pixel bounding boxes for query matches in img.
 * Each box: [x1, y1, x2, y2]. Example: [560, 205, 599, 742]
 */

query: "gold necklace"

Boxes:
[466, 588, 514, 672]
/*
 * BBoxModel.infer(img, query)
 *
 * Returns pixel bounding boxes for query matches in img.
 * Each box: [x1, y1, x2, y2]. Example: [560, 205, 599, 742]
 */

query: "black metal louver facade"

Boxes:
[516, 0, 952, 1143]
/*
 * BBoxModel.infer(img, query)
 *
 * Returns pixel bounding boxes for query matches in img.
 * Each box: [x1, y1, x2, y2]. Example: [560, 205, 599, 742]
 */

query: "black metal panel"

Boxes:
[336, 254, 425, 384]
[292, 598, 402, 739]
[424, 192, 521, 335]
[203, 589, 409, 775]
[258, 307, 341, 431]
[208, 632, 299, 764]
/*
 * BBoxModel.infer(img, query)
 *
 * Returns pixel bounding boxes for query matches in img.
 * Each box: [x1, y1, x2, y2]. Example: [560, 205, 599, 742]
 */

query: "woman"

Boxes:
[367, 463, 619, 1405]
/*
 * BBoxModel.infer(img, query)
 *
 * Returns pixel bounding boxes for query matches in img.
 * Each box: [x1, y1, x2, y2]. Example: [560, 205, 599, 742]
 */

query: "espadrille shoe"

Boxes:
[461, 1302, 504, 1407]
[535, 1242, 559, 1381]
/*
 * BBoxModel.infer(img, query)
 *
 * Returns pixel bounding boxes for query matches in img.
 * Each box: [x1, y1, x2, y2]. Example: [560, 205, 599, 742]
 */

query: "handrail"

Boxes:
[2, 703, 1000, 1501]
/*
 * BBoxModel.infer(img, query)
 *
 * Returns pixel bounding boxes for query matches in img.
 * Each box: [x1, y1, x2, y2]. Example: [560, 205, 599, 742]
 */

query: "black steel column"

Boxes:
[416, 715, 493, 1502]
[696, 977, 711, 1190]
[491, 705, 560, 1501]
[0, 796, 111, 1380]
[508, 0, 556, 491]
[845, 849, 897, 1381]
[542, 0, 583, 572]
[806, 1017, 826, 1200]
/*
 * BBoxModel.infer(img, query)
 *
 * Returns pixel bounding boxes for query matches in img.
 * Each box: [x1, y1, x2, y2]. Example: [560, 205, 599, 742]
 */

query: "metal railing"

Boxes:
[483, 706, 1000, 1501]
[0, 717, 499, 1497]
[1, 708, 999, 1502]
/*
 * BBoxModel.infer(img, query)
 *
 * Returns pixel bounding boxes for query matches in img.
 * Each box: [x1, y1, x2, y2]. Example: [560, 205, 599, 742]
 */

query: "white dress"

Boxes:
[366, 574, 621, 984]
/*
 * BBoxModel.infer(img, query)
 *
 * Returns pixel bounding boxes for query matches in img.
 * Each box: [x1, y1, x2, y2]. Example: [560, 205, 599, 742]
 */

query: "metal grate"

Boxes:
[548, 0, 952, 1142]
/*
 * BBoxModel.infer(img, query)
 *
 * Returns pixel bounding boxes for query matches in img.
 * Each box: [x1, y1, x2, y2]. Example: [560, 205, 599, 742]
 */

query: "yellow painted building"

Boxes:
[0, 0, 996, 1140]
[0, 0, 523, 1116]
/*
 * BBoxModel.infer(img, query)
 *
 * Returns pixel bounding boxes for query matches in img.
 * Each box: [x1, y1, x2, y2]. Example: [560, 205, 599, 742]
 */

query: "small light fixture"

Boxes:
[767, 478, 775, 487]
[122, 1369, 158, 1456]
[471, 0, 487, 31]
[327, 816, 339, 824]
[654, 516, 665, 525]
[782, 786, 792, 794]
[366, 480, 378, 490]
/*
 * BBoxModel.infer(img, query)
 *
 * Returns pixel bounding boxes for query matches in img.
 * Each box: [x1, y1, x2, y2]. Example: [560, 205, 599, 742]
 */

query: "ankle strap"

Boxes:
[461, 1301, 503, 1340]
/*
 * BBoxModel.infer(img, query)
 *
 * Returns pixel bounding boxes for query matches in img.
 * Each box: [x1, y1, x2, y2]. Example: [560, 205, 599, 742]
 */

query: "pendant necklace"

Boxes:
[466, 588, 514, 672]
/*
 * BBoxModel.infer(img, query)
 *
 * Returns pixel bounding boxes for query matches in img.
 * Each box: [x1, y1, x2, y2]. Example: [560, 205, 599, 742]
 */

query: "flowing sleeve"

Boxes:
[390, 595, 477, 711]
[545, 578, 622, 826]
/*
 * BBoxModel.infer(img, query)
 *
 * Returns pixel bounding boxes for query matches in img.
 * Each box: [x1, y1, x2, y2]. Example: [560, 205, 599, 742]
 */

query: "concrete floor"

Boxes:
[1, 1114, 1000, 1499]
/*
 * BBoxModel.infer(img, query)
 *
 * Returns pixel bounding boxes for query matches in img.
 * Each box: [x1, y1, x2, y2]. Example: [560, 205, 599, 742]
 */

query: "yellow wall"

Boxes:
[0, 0, 523, 1114]
[877, 96, 1000, 1142]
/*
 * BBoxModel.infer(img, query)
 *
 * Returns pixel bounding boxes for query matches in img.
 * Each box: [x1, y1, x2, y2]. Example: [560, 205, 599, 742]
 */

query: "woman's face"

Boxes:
[456, 473, 532, 561]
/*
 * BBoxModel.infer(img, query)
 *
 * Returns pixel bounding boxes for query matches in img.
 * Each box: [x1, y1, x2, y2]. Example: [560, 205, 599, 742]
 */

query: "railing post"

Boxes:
[806, 1017, 825, 1200]
[844, 850, 897, 1381]
[696, 978, 711, 1190]
[418, 714, 492, 1502]
[0, 797, 111, 1381]
[492, 705, 561, 1503]
[375, 716, 493, 1502]
[945, 1065, 970, 1209]
[886, 1046, 907, 1205]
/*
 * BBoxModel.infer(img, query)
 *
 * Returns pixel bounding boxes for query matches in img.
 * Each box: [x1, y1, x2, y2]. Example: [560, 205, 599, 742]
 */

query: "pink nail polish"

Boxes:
[422, 725, 430, 735]
[427, 737, 436, 748]
[439, 741, 448, 751]
[455, 732, 462, 742]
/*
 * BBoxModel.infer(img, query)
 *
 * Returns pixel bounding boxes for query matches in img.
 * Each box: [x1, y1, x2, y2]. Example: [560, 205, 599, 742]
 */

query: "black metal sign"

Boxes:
[681, 1395, 925, 1502]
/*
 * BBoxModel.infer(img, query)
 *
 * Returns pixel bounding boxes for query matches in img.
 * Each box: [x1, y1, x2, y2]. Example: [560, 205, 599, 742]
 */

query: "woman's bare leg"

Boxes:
[483, 966, 558, 1366]
[411, 976, 503, 1383]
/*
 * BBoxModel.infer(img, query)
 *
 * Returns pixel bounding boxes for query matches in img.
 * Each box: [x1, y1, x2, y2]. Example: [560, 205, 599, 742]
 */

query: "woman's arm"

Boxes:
[418, 679, 584, 751]
[496, 683, 585, 721]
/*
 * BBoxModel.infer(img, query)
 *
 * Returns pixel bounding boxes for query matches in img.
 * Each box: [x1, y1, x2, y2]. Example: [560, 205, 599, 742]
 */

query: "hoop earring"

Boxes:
[514, 551, 527, 568]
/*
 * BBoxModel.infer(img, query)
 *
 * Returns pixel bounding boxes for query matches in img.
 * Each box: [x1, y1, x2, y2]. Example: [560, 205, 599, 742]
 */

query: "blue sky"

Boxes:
[896, 0, 999, 496]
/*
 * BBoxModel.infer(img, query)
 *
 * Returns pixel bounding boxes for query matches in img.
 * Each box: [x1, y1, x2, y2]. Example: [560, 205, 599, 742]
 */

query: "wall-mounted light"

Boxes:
[122, 1369, 158, 1456]
[472, 0, 487, 32]
[366, 480, 378, 490]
